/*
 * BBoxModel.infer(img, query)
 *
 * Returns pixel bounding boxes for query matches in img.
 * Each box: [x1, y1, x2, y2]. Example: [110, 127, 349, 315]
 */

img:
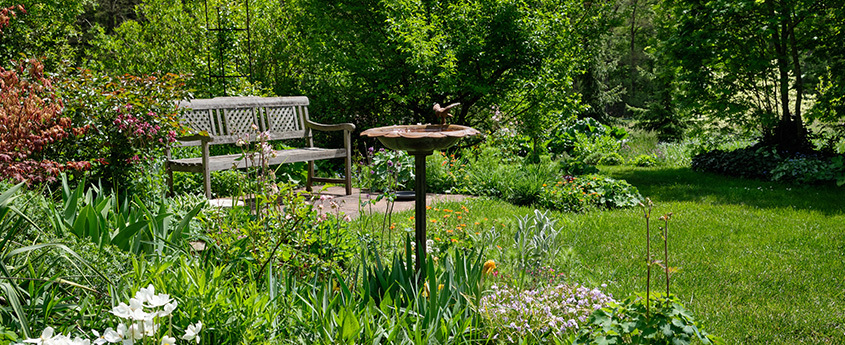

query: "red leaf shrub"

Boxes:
[0, 59, 91, 183]
[0, 5, 25, 33]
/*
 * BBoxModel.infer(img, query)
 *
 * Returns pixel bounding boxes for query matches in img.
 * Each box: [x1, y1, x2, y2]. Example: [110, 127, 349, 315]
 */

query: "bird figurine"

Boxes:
[433, 102, 460, 125]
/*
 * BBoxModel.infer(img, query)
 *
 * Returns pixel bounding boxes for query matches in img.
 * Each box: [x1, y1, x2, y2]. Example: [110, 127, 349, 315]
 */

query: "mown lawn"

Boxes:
[363, 166, 844, 343]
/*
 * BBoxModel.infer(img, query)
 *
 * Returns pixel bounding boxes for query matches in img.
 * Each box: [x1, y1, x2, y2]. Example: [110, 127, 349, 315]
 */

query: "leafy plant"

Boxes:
[56, 68, 188, 194]
[598, 152, 624, 166]
[47, 175, 204, 255]
[630, 154, 657, 167]
[0, 182, 109, 340]
[574, 293, 723, 345]
[358, 148, 414, 192]
[539, 174, 643, 212]
[574, 200, 722, 344]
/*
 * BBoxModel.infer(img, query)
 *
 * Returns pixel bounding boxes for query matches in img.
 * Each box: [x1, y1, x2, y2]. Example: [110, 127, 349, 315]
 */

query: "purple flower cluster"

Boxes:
[480, 283, 614, 340]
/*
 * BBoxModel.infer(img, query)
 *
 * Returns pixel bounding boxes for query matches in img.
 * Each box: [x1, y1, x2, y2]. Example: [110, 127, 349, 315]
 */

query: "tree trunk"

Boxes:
[769, 12, 810, 152]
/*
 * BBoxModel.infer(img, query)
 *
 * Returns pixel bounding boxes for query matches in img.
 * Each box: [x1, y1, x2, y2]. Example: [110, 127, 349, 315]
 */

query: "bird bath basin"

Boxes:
[361, 124, 479, 271]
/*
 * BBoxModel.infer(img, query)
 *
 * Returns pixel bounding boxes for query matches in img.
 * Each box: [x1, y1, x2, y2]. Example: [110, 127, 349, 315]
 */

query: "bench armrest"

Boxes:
[306, 120, 355, 132]
[176, 134, 213, 143]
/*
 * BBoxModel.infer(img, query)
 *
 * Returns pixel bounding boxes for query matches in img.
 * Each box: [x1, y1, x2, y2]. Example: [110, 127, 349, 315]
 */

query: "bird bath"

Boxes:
[361, 124, 479, 270]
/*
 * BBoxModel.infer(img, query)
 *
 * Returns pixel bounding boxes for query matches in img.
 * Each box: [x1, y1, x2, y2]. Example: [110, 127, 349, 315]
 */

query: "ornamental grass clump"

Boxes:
[480, 283, 615, 341]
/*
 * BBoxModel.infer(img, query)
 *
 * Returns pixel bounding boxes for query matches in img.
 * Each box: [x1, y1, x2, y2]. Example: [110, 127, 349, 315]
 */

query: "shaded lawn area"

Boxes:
[586, 166, 845, 343]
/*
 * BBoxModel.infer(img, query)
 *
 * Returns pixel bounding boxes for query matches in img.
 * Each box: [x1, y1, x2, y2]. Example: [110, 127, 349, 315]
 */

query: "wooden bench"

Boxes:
[165, 96, 354, 198]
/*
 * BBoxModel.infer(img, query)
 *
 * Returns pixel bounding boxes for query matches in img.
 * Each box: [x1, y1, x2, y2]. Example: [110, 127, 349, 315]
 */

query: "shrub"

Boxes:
[690, 146, 781, 180]
[547, 117, 628, 156]
[558, 158, 600, 175]
[57, 69, 188, 193]
[539, 174, 643, 212]
[0, 59, 91, 184]
[770, 154, 844, 184]
[574, 293, 723, 345]
[597, 152, 624, 165]
[630, 154, 657, 167]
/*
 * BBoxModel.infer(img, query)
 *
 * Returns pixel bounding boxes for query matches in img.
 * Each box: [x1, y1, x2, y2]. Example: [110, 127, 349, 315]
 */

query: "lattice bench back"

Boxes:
[176, 96, 311, 145]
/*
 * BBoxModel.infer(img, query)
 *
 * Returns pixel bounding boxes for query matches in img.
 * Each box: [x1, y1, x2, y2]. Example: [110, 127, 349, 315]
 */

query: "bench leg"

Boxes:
[166, 163, 174, 198]
[202, 141, 211, 199]
[344, 129, 353, 195]
[306, 161, 314, 193]
[344, 153, 352, 195]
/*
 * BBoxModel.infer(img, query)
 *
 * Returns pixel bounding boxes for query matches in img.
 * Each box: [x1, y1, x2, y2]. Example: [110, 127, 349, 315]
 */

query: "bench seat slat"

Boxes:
[168, 148, 347, 172]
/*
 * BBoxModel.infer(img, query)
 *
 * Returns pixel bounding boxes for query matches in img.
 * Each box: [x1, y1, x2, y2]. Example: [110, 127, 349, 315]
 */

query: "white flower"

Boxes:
[23, 327, 54, 344]
[125, 323, 144, 342]
[160, 336, 176, 345]
[93, 327, 123, 345]
[142, 318, 158, 337]
[158, 301, 178, 318]
[181, 321, 202, 344]
[71, 336, 91, 345]
[111, 302, 133, 319]
[146, 292, 171, 308]
[135, 285, 155, 301]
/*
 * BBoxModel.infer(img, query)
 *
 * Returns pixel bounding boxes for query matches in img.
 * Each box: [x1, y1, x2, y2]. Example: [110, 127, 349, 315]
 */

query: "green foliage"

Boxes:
[0, 1, 85, 67]
[0, 182, 111, 340]
[770, 154, 845, 185]
[56, 69, 188, 195]
[289, 0, 599, 133]
[559, 158, 600, 175]
[509, 210, 570, 285]
[691, 146, 781, 180]
[574, 293, 723, 345]
[358, 148, 414, 192]
[47, 175, 204, 255]
[659, 0, 844, 149]
[548, 117, 629, 157]
[630, 154, 658, 167]
[598, 152, 624, 166]
[538, 174, 643, 212]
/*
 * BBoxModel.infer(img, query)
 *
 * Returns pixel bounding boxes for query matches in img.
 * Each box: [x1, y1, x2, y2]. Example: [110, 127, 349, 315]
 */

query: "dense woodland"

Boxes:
[2, 0, 843, 151]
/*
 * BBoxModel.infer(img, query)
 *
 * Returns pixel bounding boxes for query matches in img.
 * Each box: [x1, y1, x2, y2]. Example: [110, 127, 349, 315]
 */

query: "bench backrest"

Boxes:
[176, 96, 312, 146]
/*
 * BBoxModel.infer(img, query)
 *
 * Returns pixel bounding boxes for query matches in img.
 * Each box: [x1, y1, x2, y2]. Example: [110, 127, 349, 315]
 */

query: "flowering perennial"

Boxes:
[481, 283, 614, 340]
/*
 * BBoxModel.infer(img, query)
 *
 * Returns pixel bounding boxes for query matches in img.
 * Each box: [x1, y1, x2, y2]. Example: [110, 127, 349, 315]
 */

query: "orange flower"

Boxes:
[451, 238, 458, 243]
[482, 260, 497, 275]
[435, 237, 441, 241]
[474, 222, 480, 225]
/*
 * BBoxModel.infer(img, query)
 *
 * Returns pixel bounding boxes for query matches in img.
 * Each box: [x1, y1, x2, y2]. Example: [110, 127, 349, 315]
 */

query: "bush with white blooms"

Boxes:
[20, 285, 201, 345]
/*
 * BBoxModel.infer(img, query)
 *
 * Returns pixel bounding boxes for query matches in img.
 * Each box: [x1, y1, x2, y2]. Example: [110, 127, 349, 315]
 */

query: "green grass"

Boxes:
[359, 166, 845, 343]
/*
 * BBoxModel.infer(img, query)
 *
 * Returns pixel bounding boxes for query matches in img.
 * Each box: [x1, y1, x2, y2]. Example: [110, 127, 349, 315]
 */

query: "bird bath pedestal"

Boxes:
[361, 124, 479, 271]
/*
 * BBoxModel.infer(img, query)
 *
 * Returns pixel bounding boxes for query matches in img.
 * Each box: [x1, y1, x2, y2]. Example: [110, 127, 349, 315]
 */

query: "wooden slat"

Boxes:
[168, 148, 347, 172]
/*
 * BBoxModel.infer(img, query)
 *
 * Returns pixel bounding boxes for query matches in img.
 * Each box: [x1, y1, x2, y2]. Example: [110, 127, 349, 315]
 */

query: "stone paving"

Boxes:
[209, 185, 471, 219]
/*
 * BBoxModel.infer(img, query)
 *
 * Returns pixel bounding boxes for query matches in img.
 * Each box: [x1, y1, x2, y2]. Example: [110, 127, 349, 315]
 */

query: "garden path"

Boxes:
[209, 186, 471, 219]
